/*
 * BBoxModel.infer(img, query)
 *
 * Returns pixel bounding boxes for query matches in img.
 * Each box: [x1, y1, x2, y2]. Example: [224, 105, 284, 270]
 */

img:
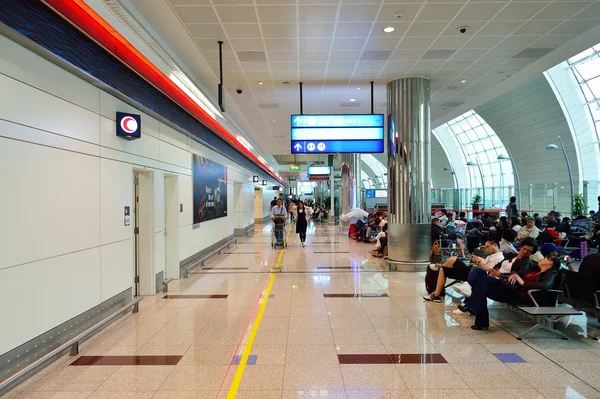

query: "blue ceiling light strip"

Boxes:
[0, 0, 272, 180]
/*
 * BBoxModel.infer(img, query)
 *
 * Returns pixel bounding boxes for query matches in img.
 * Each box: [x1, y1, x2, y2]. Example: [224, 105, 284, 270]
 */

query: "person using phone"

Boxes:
[456, 238, 539, 330]
[424, 238, 504, 303]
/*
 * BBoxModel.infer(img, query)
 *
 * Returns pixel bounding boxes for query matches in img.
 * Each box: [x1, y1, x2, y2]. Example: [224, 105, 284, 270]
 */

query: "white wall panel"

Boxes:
[160, 140, 192, 169]
[100, 239, 133, 302]
[100, 147, 161, 169]
[431, 138, 454, 189]
[0, 138, 100, 270]
[159, 123, 189, 151]
[0, 248, 101, 356]
[0, 74, 99, 144]
[0, 119, 99, 157]
[154, 231, 166, 276]
[100, 159, 134, 245]
[0, 36, 99, 113]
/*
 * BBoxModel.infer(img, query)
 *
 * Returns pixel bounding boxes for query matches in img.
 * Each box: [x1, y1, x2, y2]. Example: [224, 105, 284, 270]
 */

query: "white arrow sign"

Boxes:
[294, 143, 302, 151]
[293, 117, 302, 125]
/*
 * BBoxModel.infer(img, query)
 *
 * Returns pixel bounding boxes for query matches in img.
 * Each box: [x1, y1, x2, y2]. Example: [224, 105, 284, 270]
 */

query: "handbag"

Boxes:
[498, 273, 518, 290]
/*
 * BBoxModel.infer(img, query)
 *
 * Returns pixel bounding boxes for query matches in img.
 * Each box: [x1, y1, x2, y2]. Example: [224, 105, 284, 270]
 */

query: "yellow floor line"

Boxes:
[226, 225, 291, 399]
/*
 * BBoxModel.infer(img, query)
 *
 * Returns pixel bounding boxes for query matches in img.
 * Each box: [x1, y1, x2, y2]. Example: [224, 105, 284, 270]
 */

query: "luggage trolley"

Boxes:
[272, 215, 287, 249]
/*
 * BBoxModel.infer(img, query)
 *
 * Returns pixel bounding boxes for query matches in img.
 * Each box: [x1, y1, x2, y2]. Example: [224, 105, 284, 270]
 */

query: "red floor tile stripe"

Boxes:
[338, 353, 447, 364]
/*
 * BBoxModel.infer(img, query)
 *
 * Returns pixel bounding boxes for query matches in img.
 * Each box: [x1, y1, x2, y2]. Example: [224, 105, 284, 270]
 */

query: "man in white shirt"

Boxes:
[270, 199, 288, 242]
[437, 209, 449, 228]
[424, 238, 504, 303]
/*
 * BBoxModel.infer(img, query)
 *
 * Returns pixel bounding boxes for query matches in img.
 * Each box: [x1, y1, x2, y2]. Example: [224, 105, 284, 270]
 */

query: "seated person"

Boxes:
[458, 212, 468, 223]
[423, 238, 504, 303]
[588, 223, 600, 250]
[437, 209, 449, 227]
[520, 212, 530, 227]
[516, 218, 540, 242]
[482, 213, 492, 228]
[543, 220, 566, 246]
[579, 253, 600, 287]
[511, 217, 522, 232]
[372, 224, 388, 249]
[457, 238, 550, 329]
[431, 218, 444, 245]
[500, 228, 518, 255]
[469, 213, 484, 229]
[372, 227, 388, 258]
[558, 217, 571, 234]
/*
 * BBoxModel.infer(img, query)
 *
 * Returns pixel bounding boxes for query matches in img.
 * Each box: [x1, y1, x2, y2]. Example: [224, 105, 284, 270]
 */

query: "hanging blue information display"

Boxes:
[290, 114, 384, 154]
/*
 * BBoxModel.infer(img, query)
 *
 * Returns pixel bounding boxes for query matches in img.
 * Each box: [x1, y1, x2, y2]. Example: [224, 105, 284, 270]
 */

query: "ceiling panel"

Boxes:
[156, 0, 600, 155]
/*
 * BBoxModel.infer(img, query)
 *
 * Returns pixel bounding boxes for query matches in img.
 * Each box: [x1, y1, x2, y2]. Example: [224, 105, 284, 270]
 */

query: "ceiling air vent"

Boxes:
[422, 50, 456, 60]
[237, 51, 267, 62]
[341, 102, 360, 108]
[259, 103, 279, 109]
[513, 48, 552, 59]
[361, 51, 392, 61]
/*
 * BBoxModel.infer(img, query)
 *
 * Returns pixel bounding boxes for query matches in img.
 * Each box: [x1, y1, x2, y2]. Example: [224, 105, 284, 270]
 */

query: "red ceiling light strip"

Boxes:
[42, 0, 282, 184]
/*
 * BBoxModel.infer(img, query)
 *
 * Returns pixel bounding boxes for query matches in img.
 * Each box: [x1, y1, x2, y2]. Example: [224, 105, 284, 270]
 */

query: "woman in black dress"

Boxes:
[296, 201, 308, 247]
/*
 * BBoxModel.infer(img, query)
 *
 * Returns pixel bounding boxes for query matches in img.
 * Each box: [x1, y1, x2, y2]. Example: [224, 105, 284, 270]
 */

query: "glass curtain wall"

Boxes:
[568, 43, 600, 143]
[435, 110, 514, 210]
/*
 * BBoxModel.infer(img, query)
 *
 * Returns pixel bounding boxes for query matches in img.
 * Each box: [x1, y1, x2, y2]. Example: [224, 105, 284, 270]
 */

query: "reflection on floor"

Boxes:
[8, 222, 600, 399]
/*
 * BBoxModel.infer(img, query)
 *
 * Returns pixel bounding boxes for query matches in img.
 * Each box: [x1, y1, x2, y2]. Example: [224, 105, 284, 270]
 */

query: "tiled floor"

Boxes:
[8, 223, 600, 399]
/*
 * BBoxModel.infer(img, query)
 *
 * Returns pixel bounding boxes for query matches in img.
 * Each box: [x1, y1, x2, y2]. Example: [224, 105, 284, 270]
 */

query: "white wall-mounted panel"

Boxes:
[0, 138, 100, 270]
[160, 140, 192, 169]
[100, 159, 134, 245]
[0, 248, 101, 356]
[0, 119, 99, 157]
[0, 36, 100, 113]
[154, 170, 166, 233]
[100, 239, 133, 301]
[159, 123, 189, 151]
[154, 231, 166, 276]
[0, 74, 99, 144]
[100, 147, 161, 170]
[99, 115, 160, 161]
[98, 91, 160, 139]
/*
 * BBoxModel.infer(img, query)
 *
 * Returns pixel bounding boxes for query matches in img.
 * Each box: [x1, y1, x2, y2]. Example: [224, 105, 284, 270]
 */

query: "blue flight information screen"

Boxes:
[291, 114, 384, 154]
[365, 189, 375, 198]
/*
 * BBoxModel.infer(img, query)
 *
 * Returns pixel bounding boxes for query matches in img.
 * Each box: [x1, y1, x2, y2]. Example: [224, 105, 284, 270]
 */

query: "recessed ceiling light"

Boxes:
[349, 98, 356, 102]
[356, 87, 361, 91]
[272, 120, 276, 123]
[460, 79, 467, 83]
[383, 26, 396, 33]
[258, 82, 264, 85]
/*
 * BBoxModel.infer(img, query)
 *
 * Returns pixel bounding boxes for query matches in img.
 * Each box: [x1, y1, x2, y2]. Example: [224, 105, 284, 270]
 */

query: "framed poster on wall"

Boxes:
[193, 154, 227, 224]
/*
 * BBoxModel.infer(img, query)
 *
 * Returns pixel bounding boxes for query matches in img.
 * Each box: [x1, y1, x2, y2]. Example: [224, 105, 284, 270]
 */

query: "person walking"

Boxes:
[289, 200, 297, 223]
[296, 201, 309, 247]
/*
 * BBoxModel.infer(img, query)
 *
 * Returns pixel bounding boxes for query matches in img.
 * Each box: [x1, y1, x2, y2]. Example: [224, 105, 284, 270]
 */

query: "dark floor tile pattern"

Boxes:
[162, 295, 228, 299]
[317, 266, 362, 270]
[324, 293, 389, 298]
[202, 267, 249, 270]
[494, 353, 527, 363]
[232, 355, 257, 365]
[338, 354, 447, 364]
[71, 356, 182, 366]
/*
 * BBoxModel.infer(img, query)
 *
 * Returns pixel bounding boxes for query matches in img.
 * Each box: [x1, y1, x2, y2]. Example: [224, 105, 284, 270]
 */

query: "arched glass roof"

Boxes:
[568, 43, 600, 143]
[361, 154, 387, 189]
[434, 110, 514, 208]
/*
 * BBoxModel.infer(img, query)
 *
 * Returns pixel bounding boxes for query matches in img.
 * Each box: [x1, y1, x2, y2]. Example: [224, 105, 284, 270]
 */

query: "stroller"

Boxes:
[271, 214, 287, 249]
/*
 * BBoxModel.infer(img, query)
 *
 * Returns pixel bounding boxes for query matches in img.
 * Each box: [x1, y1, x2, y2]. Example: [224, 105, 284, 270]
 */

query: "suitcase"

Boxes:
[349, 224, 358, 237]
[425, 267, 439, 294]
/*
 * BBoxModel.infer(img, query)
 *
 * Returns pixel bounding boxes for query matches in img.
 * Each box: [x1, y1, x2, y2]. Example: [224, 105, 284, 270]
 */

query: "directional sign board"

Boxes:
[291, 114, 384, 154]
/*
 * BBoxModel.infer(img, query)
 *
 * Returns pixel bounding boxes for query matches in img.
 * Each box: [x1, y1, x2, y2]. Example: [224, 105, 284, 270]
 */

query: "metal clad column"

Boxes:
[352, 154, 361, 209]
[341, 155, 351, 213]
[387, 78, 431, 270]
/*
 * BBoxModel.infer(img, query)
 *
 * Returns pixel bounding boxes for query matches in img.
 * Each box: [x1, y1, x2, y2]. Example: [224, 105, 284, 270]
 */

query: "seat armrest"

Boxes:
[527, 289, 562, 307]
